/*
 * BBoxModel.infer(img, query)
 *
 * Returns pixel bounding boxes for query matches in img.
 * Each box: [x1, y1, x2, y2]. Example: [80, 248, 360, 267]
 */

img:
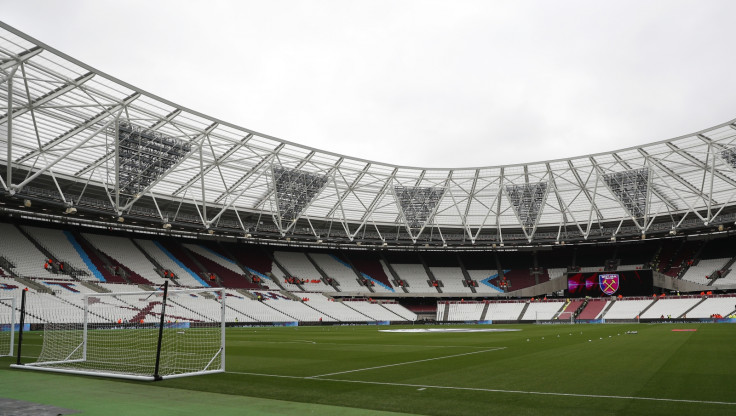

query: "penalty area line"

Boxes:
[239, 340, 494, 349]
[314, 378, 736, 406]
[308, 347, 506, 378]
[225, 371, 736, 406]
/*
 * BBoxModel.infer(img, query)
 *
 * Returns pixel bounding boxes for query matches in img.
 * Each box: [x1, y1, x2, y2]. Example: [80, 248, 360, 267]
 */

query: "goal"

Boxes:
[0, 296, 16, 357]
[555, 311, 576, 323]
[534, 310, 575, 324]
[12, 284, 225, 380]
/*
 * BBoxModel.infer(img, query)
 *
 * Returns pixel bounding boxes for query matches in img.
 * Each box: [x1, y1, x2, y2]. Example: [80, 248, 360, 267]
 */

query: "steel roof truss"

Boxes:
[505, 180, 549, 241]
[495, 168, 505, 244]
[371, 221, 385, 243]
[332, 171, 363, 240]
[326, 162, 370, 218]
[470, 188, 502, 244]
[572, 159, 604, 221]
[205, 148, 277, 227]
[444, 182, 470, 239]
[252, 150, 314, 210]
[343, 168, 400, 240]
[638, 148, 710, 207]
[0, 46, 42, 73]
[119, 122, 216, 213]
[393, 173, 449, 242]
[463, 169, 479, 228]
[189, 194, 207, 227]
[546, 164, 587, 239]
[93, 168, 116, 212]
[4, 64, 18, 191]
[16, 92, 141, 164]
[612, 152, 679, 212]
[73, 109, 182, 178]
[275, 168, 331, 236]
[668, 142, 736, 215]
[649, 167, 705, 224]
[358, 168, 398, 224]
[707, 183, 736, 225]
[269, 160, 337, 235]
[14, 108, 122, 193]
[211, 143, 283, 205]
[0, 71, 94, 126]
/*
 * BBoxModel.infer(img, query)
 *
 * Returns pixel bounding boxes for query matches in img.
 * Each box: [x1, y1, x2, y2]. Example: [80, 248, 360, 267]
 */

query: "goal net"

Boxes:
[534, 310, 575, 324]
[555, 311, 575, 323]
[12, 285, 225, 380]
[0, 296, 16, 357]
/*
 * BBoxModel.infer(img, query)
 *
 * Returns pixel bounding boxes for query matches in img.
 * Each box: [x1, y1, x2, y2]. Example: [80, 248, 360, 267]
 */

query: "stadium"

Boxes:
[1, 15, 736, 416]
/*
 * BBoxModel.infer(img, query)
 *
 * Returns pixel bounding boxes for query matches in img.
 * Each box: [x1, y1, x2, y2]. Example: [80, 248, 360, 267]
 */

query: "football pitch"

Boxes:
[1, 323, 735, 415]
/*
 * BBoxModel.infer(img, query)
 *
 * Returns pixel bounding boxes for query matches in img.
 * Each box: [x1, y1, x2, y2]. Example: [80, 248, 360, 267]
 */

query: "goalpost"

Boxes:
[12, 283, 225, 381]
[0, 296, 16, 357]
[556, 311, 575, 324]
[535, 311, 575, 324]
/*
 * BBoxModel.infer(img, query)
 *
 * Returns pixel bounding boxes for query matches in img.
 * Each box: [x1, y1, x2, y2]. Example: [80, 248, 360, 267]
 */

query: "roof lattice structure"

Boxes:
[2, 22, 736, 246]
[506, 182, 548, 240]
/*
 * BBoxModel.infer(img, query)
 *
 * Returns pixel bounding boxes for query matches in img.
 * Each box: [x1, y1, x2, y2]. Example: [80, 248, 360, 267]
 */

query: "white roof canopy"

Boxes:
[2, 22, 736, 245]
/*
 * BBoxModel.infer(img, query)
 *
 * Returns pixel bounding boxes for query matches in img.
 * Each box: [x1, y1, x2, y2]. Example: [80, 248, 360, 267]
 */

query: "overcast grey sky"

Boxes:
[3, 0, 736, 168]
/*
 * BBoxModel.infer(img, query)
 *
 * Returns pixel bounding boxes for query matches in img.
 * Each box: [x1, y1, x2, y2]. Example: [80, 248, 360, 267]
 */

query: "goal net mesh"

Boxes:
[0, 296, 16, 357]
[20, 287, 224, 380]
[556, 312, 575, 323]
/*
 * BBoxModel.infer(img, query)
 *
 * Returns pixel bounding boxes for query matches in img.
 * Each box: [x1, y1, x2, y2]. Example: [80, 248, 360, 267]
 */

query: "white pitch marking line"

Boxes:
[239, 340, 493, 349]
[227, 371, 304, 379]
[225, 371, 736, 406]
[307, 347, 506, 378]
[292, 339, 317, 344]
[314, 378, 736, 406]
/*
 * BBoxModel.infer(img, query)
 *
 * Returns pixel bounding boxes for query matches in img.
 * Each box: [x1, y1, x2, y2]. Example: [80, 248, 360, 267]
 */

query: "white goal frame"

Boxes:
[555, 311, 575, 323]
[11, 285, 225, 381]
[0, 296, 16, 357]
[534, 311, 575, 324]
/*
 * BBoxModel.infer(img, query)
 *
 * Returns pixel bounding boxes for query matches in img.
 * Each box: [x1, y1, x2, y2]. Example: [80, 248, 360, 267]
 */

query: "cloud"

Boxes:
[3, 0, 736, 168]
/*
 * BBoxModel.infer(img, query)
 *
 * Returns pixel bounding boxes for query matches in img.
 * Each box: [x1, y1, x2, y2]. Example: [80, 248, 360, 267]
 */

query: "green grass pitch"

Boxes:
[2, 323, 735, 415]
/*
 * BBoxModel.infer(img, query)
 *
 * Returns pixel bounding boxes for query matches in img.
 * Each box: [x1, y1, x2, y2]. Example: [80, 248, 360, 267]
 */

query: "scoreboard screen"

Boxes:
[565, 269, 653, 297]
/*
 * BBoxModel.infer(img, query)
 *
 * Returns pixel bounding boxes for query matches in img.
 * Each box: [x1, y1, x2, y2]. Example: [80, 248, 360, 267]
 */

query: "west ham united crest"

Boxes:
[599, 274, 619, 295]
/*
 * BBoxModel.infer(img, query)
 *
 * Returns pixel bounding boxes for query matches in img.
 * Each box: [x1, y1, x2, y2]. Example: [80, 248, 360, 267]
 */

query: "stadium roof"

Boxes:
[2, 22, 736, 246]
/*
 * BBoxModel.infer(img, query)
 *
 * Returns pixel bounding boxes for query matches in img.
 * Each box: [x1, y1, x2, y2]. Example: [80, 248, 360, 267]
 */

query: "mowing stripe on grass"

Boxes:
[226, 371, 736, 406]
[306, 347, 506, 378]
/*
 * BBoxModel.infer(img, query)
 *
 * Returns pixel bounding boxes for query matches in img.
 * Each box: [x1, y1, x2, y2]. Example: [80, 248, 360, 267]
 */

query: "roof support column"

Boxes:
[496, 168, 505, 245]
[114, 116, 120, 213]
[5, 65, 18, 193]
[707, 144, 716, 222]
[200, 141, 206, 224]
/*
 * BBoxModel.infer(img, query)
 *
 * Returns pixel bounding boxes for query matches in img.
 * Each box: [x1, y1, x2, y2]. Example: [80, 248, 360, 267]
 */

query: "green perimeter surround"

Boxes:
[0, 370, 415, 416]
[2, 323, 736, 415]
